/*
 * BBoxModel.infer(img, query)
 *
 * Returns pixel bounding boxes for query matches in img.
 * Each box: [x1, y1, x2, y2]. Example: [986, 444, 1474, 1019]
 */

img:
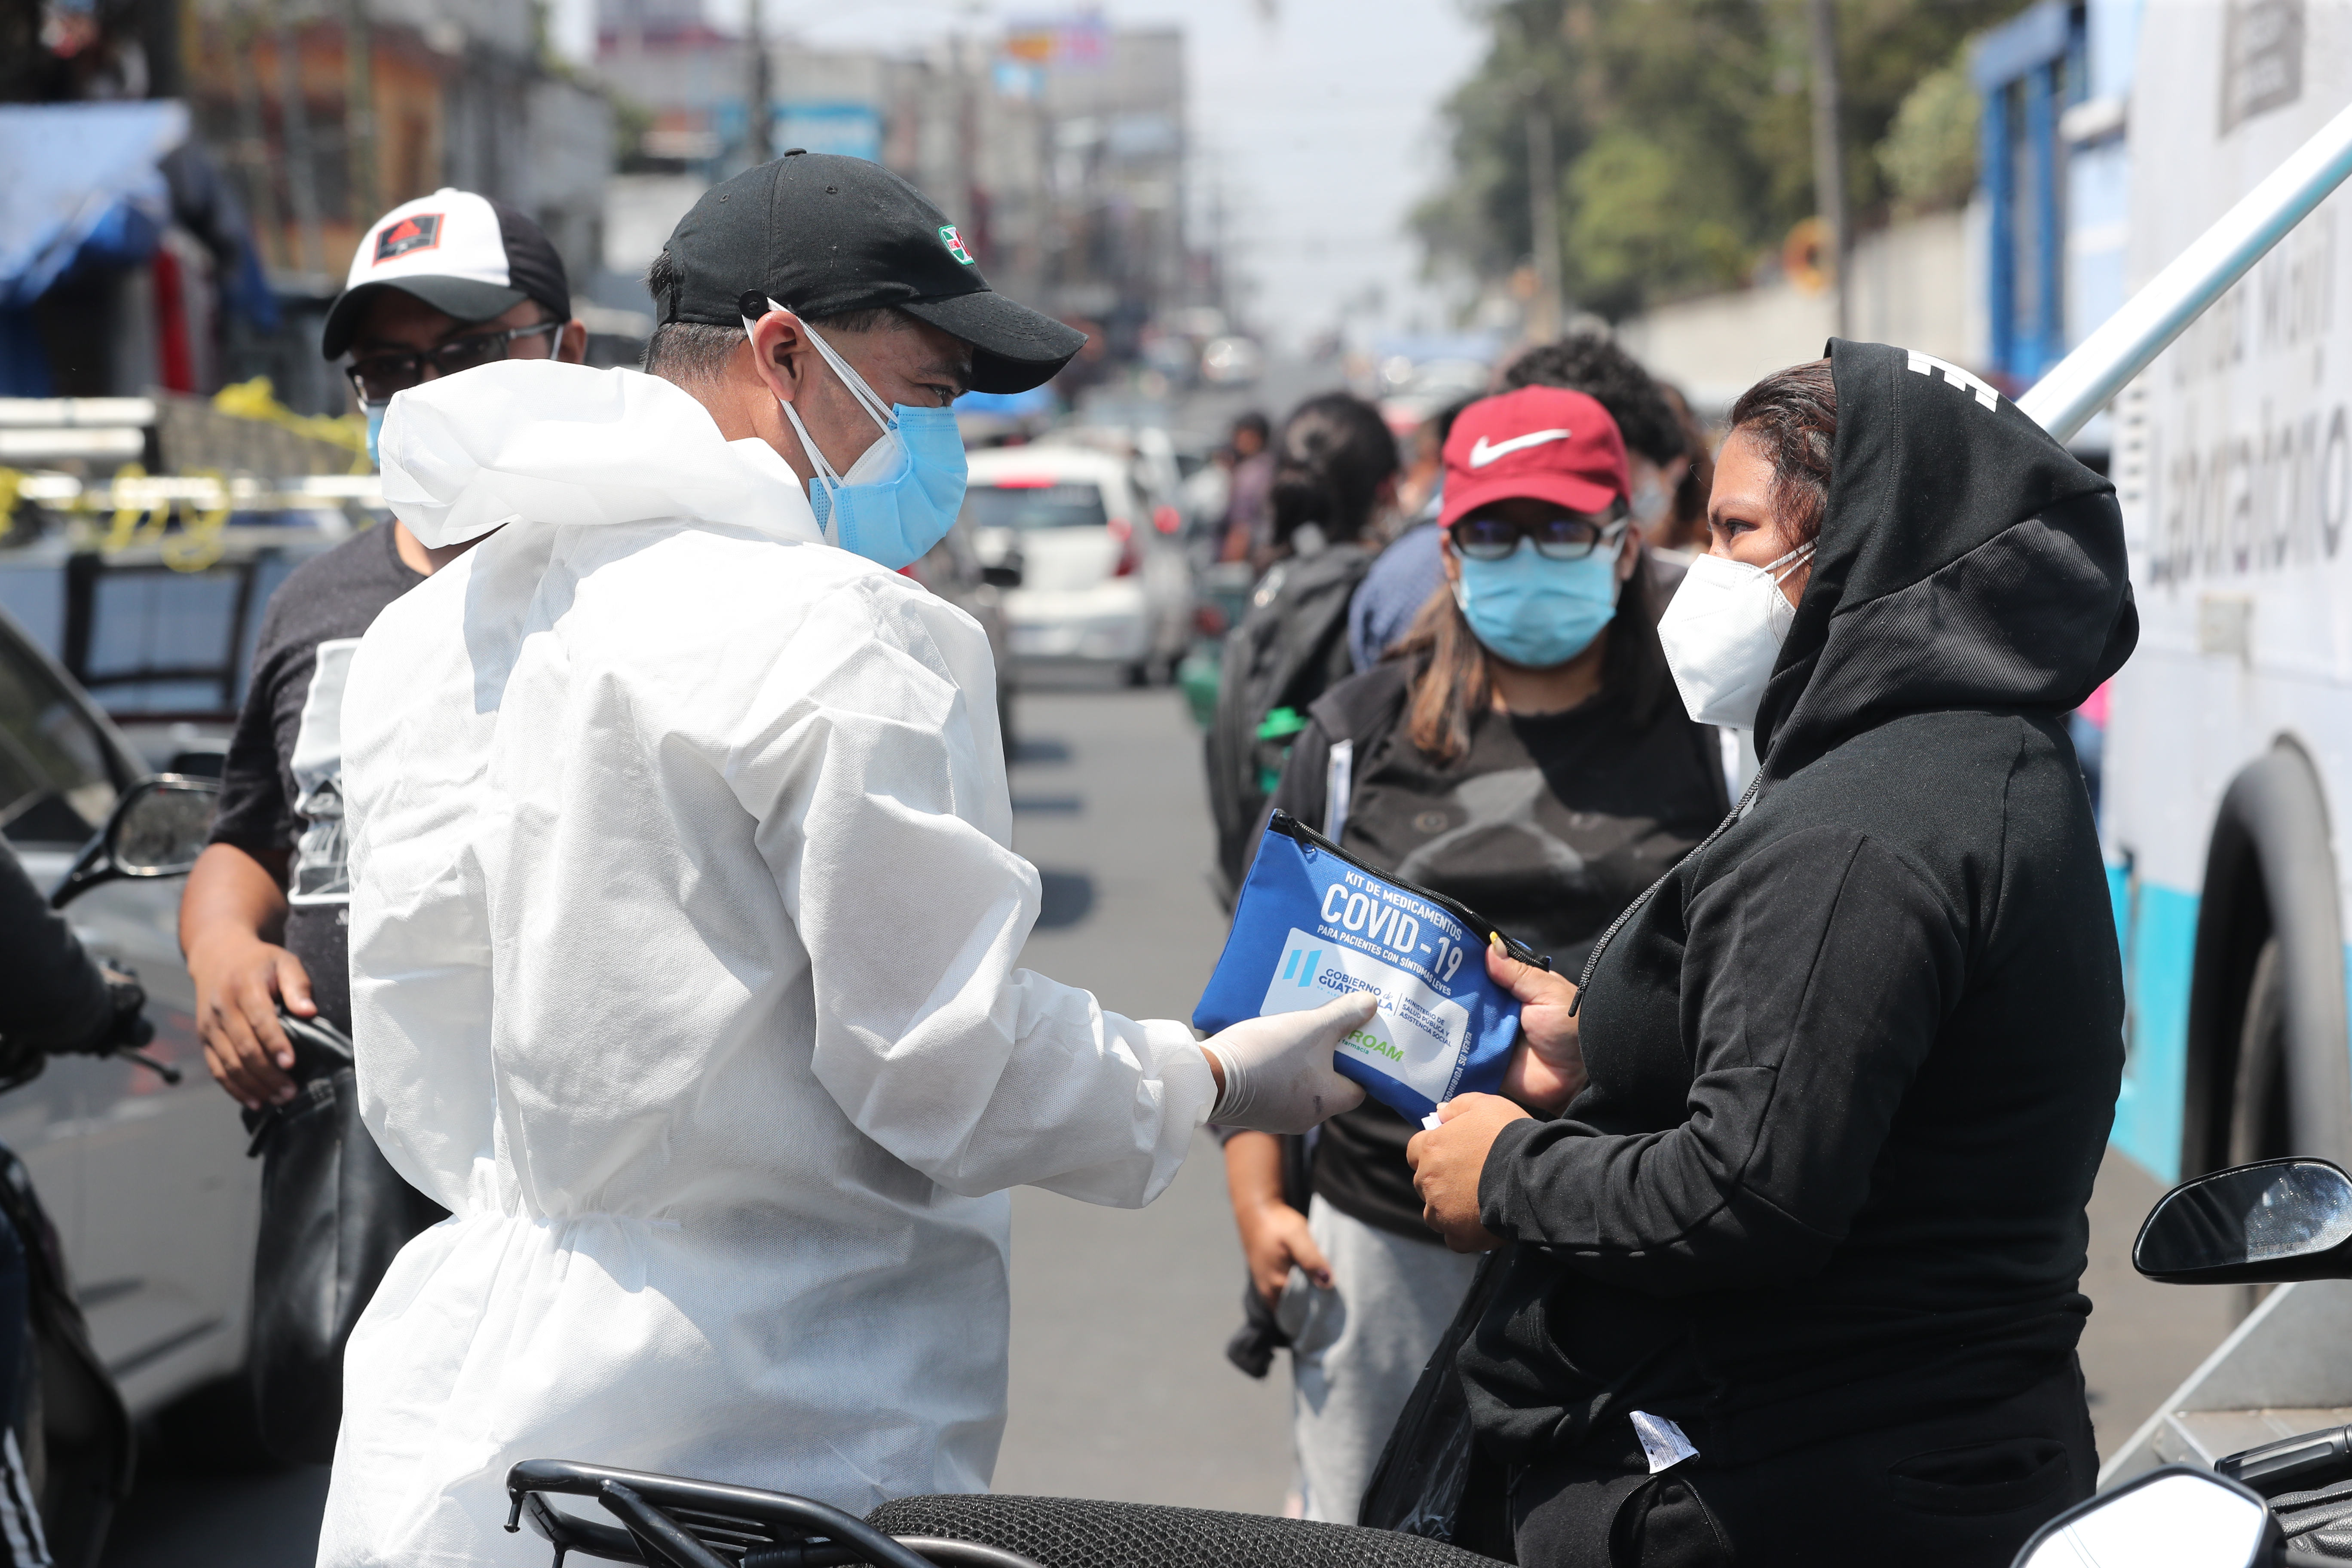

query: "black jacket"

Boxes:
[0, 842, 111, 1066]
[1458, 339, 2138, 1470]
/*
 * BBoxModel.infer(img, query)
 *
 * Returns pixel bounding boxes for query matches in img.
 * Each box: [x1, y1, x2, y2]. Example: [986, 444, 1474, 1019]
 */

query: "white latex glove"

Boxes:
[1202, 994, 1375, 1133]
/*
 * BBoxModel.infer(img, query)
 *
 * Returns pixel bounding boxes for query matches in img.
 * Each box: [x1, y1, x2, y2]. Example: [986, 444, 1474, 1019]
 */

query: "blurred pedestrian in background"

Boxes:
[1392, 397, 1459, 525]
[1206, 395, 1400, 904]
[1350, 334, 1697, 674]
[1222, 386, 1727, 1524]
[1650, 381, 1717, 557]
[1500, 337, 1695, 580]
[1345, 397, 1476, 674]
[1217, 410, 1275, 564]
[180, 189, 585, 1463]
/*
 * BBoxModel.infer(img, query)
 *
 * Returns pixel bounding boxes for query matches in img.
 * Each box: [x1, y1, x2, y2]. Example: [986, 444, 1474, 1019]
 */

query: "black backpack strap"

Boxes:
[1306, 659, 1413, 753]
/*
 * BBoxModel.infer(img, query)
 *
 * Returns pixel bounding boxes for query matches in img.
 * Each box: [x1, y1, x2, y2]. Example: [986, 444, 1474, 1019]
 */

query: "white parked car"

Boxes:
[964, 447, 1191, 684]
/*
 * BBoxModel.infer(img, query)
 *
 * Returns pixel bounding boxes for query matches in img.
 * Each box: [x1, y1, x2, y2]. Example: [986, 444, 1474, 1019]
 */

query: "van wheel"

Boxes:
[2228, 936, 2294, 1317]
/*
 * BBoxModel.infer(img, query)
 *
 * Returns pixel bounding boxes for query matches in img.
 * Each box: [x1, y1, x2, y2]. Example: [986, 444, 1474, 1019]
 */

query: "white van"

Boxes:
[2098, 5, 2352, 1191]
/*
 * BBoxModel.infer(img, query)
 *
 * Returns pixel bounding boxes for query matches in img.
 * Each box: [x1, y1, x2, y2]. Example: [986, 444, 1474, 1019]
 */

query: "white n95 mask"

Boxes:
[1655, 542, 1814, 729]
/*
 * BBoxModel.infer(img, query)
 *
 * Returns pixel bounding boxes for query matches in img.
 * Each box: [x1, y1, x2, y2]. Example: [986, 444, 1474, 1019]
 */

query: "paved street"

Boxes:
[99, 683, 2240, 1562]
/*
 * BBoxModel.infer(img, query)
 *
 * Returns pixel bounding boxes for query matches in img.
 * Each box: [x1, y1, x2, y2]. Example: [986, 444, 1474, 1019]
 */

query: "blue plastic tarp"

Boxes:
[0, 100, 188, 309]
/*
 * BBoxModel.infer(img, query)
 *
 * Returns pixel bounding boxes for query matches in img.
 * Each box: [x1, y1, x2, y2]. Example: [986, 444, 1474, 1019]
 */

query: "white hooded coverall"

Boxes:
[321, 361, 1219, 1567]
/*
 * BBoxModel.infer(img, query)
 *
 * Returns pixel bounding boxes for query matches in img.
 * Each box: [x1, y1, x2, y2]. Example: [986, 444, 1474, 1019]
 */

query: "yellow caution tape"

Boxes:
[102, 462, 162, 554]
[211, 376, 371, 473]
[160, 467, 230, 572]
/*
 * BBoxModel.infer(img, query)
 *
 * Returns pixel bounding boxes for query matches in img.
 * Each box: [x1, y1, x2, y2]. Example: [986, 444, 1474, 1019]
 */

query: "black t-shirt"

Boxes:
[209, 526, 424, 1033]
[1266, 665, 1728, 1242]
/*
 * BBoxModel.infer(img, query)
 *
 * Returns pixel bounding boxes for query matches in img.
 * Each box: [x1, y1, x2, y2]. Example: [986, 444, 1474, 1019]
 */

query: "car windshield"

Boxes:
[0, 623, 119, 845]
[964, 481, 1110, 530]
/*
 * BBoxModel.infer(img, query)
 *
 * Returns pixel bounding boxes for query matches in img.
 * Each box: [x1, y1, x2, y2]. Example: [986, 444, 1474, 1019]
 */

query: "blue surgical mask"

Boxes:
[365, 401, 388, 468]
[743, 298, 968, 570]
[1452, 539, 1619, 668]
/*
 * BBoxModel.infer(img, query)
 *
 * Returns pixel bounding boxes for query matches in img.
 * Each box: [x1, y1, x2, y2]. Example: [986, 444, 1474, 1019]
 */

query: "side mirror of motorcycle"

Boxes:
[2135, 1157, 2352, 1284]
[2011, 1465, 2275, 1568]
[49, 776, 220, 910]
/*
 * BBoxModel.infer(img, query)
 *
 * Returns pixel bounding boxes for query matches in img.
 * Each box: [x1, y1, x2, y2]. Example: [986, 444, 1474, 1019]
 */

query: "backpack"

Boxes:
[1205, 544, 1373, 904]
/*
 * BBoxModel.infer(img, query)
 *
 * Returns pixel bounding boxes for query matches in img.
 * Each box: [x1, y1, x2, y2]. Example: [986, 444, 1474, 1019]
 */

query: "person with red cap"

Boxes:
[1219, 385, 1730, 1523]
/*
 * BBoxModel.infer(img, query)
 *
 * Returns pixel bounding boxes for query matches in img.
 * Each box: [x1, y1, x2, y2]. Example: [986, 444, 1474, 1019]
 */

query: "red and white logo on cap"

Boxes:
[346, 189, 511, 293]
[374, 212, 443, 263]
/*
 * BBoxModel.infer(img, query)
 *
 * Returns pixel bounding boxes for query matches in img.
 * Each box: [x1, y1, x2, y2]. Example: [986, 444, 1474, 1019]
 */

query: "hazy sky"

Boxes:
[548, 0, 1489, 346]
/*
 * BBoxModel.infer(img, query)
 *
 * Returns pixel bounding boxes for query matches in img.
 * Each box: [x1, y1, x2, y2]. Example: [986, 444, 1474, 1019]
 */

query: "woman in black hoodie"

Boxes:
[1406, 341, 2137, 1567]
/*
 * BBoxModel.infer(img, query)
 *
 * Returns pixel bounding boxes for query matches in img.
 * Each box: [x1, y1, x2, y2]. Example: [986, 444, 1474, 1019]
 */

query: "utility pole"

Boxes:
[344, 0, 379, 225]
[229, 3, 285, 270]
[1807, 0, 1849, 338]
[1522, 72, 1563, 343]
[746, 0, 772, 164]
[276, 0, 326, 276]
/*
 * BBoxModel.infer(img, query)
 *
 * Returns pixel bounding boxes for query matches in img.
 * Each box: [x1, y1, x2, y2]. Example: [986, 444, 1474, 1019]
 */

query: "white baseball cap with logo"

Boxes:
[321, 187, 571, 361]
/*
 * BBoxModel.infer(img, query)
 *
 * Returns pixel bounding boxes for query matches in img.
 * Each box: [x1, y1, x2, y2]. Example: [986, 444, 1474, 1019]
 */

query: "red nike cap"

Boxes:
[1439, 386, 1629, 529]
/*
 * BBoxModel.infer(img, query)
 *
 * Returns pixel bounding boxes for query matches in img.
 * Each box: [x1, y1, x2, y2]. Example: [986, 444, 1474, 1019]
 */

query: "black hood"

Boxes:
[1755, 339, 2138, 781]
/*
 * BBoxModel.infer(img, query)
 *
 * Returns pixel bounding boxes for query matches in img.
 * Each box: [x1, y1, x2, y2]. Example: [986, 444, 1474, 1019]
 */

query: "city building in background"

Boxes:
[591, 1, 1207, 379]
[5, 0, 1228, 417]
[4, 0, 613, 412]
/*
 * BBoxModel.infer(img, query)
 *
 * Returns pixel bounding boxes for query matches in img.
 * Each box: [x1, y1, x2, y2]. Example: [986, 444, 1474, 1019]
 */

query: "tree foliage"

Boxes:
[1880, 59, 1983, 215]
[1416, 0, 2026, 319]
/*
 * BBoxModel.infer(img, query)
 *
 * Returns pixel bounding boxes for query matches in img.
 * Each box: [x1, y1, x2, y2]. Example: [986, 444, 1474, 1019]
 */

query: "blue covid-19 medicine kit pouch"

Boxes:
[1194, 811, 1546, 1123]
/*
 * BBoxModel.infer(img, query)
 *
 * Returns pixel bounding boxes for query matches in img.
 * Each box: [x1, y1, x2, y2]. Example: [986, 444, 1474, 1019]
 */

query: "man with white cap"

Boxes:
[318, 153, 1371, 1563]
[179, 190, 585, 1462]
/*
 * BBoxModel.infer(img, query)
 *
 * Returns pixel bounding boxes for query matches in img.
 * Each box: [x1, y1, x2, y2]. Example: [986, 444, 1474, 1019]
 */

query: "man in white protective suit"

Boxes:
[321, 151, 1373, 1567]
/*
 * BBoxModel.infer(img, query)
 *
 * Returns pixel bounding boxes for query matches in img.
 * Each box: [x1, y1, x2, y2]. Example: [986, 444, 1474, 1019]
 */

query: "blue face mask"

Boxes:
[743, 298, 968, 570]
[1452, 539, 1620, 668]
[364, 401, 388, 469]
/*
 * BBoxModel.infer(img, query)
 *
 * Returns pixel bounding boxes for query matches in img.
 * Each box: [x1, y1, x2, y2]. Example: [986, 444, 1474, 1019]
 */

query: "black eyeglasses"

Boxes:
[346, 319, 562, 404]
[1449, 505, 1629, 562]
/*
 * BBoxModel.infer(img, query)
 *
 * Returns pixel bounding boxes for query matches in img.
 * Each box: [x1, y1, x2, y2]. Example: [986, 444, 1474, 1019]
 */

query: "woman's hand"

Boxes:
[1406, 1093, 1531, 1253]
[1492, 942, 1586, 1115]
[1222, 1131, 1332, 1302]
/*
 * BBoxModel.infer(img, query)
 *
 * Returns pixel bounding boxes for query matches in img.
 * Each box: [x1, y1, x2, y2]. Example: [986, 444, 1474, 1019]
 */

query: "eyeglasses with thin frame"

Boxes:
[346, 318, 563, 405]
[1449, 505, 1630, 562]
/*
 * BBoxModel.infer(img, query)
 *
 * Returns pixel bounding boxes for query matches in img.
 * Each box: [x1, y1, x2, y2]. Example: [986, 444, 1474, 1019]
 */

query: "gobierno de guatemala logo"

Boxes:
[938, 225, 975, 265]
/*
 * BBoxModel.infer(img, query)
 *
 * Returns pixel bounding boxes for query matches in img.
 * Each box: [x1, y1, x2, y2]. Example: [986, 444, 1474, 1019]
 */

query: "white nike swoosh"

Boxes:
[1467, 429, 1572, 468]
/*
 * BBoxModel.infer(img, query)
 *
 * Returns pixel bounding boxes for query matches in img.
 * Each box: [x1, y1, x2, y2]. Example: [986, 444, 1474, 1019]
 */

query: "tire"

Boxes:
[2185, 742, 2352, 1178]
[2229, 937, 2295, 1319]
[2228, 938, 2294, 1169]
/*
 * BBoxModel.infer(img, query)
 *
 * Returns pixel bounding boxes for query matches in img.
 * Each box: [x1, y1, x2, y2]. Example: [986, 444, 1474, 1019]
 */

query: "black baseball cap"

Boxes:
[656, 152, 1087, 395]
[321, 189, 572, 361]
